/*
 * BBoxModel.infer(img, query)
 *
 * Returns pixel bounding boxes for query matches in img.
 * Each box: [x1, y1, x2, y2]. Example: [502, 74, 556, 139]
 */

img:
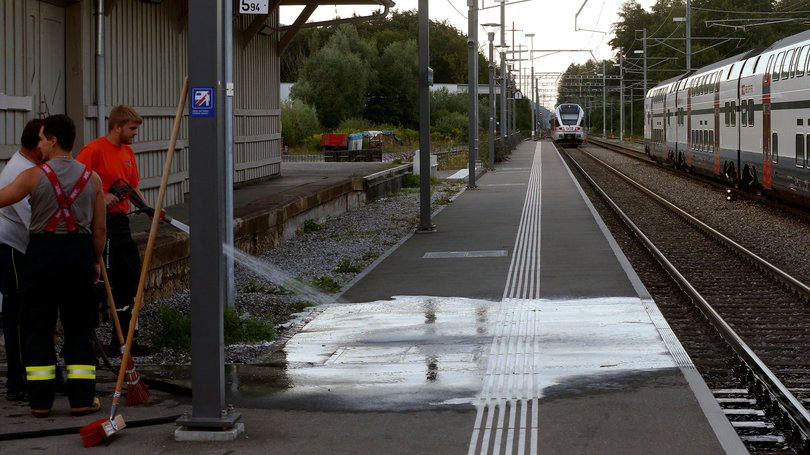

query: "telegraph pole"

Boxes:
[619, 52, 624, 141]
[500, 1, 507, 151]
[643, 28, 647, 97]
[467, 0, 478, 188]
[686, 0, 691, 72]
[602, 60, 606, 137]
[418, 0, 433, 231]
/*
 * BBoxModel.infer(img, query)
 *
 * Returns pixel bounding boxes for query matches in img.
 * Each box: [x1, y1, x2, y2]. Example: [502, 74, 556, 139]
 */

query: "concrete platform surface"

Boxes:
[0, 142, 747, 454]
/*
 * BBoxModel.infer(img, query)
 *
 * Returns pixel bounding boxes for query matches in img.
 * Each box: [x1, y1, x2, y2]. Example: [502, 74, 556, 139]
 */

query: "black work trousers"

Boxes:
[22, 233, 97, 411]
[0, 244, 26, 393]
[105, 214, 141, 349]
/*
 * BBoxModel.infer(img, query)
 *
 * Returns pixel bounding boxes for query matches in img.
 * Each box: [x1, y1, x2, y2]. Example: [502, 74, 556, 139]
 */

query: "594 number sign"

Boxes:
[239, 0, 268, 14]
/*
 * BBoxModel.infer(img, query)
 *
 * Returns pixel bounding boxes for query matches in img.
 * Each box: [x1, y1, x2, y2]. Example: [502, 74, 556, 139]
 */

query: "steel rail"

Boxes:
[558, 144, 810, 450]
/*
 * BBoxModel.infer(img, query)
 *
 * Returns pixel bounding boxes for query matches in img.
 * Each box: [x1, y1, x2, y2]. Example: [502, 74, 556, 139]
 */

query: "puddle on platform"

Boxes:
[143, 296, 678, 413]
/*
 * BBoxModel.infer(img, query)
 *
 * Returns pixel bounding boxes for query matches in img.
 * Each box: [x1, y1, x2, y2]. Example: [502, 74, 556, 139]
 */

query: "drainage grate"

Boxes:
[422, 250, 509, 259]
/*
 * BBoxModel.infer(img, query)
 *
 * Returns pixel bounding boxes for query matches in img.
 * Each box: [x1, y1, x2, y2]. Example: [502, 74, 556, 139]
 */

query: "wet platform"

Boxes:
[231, 141, 747, 453]
[0, 141, 747, 454]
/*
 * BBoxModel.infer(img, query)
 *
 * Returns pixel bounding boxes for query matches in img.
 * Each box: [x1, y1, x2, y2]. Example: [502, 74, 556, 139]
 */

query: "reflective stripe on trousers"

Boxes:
[26, 365, 56, 381]
[66, 364, 96, 380]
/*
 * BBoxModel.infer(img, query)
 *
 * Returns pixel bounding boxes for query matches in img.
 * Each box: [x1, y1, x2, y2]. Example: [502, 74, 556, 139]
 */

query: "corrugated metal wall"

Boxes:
[1, 0, 281, 205]
[0, 0, 32, 162]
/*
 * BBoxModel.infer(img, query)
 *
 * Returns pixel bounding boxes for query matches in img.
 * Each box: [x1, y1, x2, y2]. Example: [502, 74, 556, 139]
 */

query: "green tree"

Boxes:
[292, 25, 378, 128]
[365, 39, 419, 127]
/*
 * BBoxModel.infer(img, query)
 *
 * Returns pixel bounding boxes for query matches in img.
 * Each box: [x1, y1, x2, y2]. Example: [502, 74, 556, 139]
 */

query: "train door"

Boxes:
[714, 71, 721, 174]
[26, 1, 66, 117]
[762, 55, 775, 189]
[687, 82, 692, 167]
[662, 91, 667, 158]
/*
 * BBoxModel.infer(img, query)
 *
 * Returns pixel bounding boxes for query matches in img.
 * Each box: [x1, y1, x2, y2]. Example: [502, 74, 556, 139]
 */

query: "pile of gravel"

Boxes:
[580, 145, 810, 283]
[128, 181, 464, 365]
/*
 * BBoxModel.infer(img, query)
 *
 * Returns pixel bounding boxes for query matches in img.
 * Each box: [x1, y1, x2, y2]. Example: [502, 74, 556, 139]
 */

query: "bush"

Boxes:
[402, 174, 420, 188]
[311, 276, 341, 293]
[334, 117, 372, 133]
[334, 259, 362, 274]
[432, 112, 468, 141]
[303, 219, 322, 233]
[223, 307, 276, 345]
[304, 134, 322, 152]
[281, 100, 321, 147]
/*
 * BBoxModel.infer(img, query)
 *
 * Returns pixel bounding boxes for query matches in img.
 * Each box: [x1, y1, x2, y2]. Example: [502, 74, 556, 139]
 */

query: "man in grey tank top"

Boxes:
[0, 115, 107, 418]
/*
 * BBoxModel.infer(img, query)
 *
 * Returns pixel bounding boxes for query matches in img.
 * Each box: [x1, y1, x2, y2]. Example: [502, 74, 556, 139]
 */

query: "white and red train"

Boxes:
[553, 103, 587, 147]
[645, 30, 810, 204]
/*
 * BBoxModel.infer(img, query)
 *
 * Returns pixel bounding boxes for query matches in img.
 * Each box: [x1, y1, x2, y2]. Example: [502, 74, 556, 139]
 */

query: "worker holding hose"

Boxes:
[77, 105, 147, 355]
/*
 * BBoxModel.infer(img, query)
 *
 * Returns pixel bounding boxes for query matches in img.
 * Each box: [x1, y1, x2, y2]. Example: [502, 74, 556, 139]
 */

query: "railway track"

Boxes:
[557, 143, 810, 454]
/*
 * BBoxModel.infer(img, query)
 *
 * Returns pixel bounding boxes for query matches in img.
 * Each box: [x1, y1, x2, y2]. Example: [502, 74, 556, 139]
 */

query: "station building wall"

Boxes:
[0, 0, 281, 206]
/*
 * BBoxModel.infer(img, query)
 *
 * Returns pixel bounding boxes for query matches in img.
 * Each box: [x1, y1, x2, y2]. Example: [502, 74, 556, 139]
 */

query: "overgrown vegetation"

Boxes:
[303, 219, 323, 233]
[281, 99, 321, 147]
[334, 259, 362, 274]
[150, 305, 276, 351]
[311, 276, 342, 293]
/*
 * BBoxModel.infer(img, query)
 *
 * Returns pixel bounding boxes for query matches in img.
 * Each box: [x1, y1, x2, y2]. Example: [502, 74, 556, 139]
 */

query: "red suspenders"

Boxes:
[39, 163, 93, 232]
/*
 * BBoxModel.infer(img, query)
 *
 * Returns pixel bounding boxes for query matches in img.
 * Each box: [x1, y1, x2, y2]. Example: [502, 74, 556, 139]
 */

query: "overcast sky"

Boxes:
[280, 0, 656, 105]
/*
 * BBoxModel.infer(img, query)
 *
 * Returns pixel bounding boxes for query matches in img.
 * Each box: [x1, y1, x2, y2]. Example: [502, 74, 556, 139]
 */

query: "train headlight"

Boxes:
[726, 188, 734, 201]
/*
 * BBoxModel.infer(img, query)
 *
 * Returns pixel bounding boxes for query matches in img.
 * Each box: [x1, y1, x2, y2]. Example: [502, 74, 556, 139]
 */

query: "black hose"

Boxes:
[0, 414, 182, 441]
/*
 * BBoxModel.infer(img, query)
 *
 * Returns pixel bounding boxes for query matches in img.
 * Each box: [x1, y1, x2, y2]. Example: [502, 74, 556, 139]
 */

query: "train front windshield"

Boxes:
[558, 105, 581, 125]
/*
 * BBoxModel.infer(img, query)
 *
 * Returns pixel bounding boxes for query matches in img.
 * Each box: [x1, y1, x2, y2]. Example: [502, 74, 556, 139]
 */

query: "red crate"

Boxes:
[321, 134, 348, 149]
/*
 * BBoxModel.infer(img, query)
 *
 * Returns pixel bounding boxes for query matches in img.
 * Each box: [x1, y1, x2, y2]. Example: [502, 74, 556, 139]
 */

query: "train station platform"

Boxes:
[0, 141, 747, 454]
[227, 140, 746, 453]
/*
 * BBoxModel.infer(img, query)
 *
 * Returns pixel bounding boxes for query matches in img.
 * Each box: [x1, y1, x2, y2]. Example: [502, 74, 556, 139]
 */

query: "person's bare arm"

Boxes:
[90, 173, 107, 281]
[0, 168, 40, 208]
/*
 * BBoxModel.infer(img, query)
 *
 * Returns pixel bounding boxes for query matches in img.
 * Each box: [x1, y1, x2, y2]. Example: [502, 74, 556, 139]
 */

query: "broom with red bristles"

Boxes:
[100, 257, 149, 405]
[81, 77, 189, 448]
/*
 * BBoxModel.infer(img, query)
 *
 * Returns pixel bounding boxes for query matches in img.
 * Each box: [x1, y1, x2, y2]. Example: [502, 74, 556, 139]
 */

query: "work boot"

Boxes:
[71, 396, 101, 417]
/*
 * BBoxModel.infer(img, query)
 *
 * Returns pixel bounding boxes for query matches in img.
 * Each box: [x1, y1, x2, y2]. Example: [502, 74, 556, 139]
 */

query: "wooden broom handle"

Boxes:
[100, 257, 125, 346]
[113, 76, 189, 406]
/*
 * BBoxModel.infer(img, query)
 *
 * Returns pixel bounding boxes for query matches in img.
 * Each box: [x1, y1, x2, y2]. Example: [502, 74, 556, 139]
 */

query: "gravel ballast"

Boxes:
[580, 144, 810, 284]
[129, 181, 465, 365]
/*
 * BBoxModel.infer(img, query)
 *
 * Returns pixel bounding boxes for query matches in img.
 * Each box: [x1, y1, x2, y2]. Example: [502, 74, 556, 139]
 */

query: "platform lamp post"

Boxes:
[418, 0, 434, 232]
[466, 0, 479, 189]
[483, 23, 502, 171]
[525, 33, 535, 141]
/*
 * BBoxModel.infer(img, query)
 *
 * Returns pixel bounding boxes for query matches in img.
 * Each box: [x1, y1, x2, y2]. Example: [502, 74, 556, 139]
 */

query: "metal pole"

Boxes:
[418, 0, 432, 231]
[467, 0, 477, 188]
[95, 0, 106, 138]
[182, 0, 237, 429]
[500, 3, 506, 151]
[602, 60, 606, 137]
[488, 32, 496, 170]
[528, 34, 535, 140]
[620, 52, 624, 141]
[223, 0, 235, 307]
[630, 88, 633, 138]
[643, 28, 648, 98]
[686, 0, 691, 73]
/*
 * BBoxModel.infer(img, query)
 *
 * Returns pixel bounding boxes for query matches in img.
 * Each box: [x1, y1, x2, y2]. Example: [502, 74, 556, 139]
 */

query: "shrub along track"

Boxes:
[557, 143, 810, 455]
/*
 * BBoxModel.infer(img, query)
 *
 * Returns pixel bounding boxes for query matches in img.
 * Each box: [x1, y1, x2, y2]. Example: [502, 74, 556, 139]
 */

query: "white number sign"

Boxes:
[240, 0, 268, 15]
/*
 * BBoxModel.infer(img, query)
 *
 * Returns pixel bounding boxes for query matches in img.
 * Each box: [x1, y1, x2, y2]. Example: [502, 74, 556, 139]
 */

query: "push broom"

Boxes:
[81, 76, 189, 447]
[100, 257, 149, 406]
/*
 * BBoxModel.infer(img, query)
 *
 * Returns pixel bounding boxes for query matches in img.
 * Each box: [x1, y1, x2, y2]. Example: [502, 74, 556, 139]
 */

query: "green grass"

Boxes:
[289, 300, 316, 314]
[303, 219, 323, 233]
[361, 251, 379, 262]
[150, 305, 276, 351]
[311, 276, 341, 293]
[402, 174, 420, 188]
[434, 195, 453, 205]
[334, 259, 362, 274]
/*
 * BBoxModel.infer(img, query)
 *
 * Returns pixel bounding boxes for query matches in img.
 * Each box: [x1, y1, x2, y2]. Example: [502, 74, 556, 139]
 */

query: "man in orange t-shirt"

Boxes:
[77, 105, 146, 354]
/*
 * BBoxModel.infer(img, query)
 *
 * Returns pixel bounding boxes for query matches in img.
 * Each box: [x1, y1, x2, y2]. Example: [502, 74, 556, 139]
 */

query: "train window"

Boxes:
[784, 48, 796, 78]
[724, 102, 730, 126]
[774, 52, 785, 80]
[796, 134, 805, 167]
[710, 131, 715, 151]
[741, 100, 748, 127]
[749, 100, 755, 126]
[796, 45, 808, 77]
[731, 101, 736, 126]
[799, 119, 804, 126]
[772, 132, 779, 163]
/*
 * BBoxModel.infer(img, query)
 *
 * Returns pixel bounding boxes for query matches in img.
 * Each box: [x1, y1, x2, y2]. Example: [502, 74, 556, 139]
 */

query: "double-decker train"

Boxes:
[553, 103, 587, 147]
[645, 29, 810, 205]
